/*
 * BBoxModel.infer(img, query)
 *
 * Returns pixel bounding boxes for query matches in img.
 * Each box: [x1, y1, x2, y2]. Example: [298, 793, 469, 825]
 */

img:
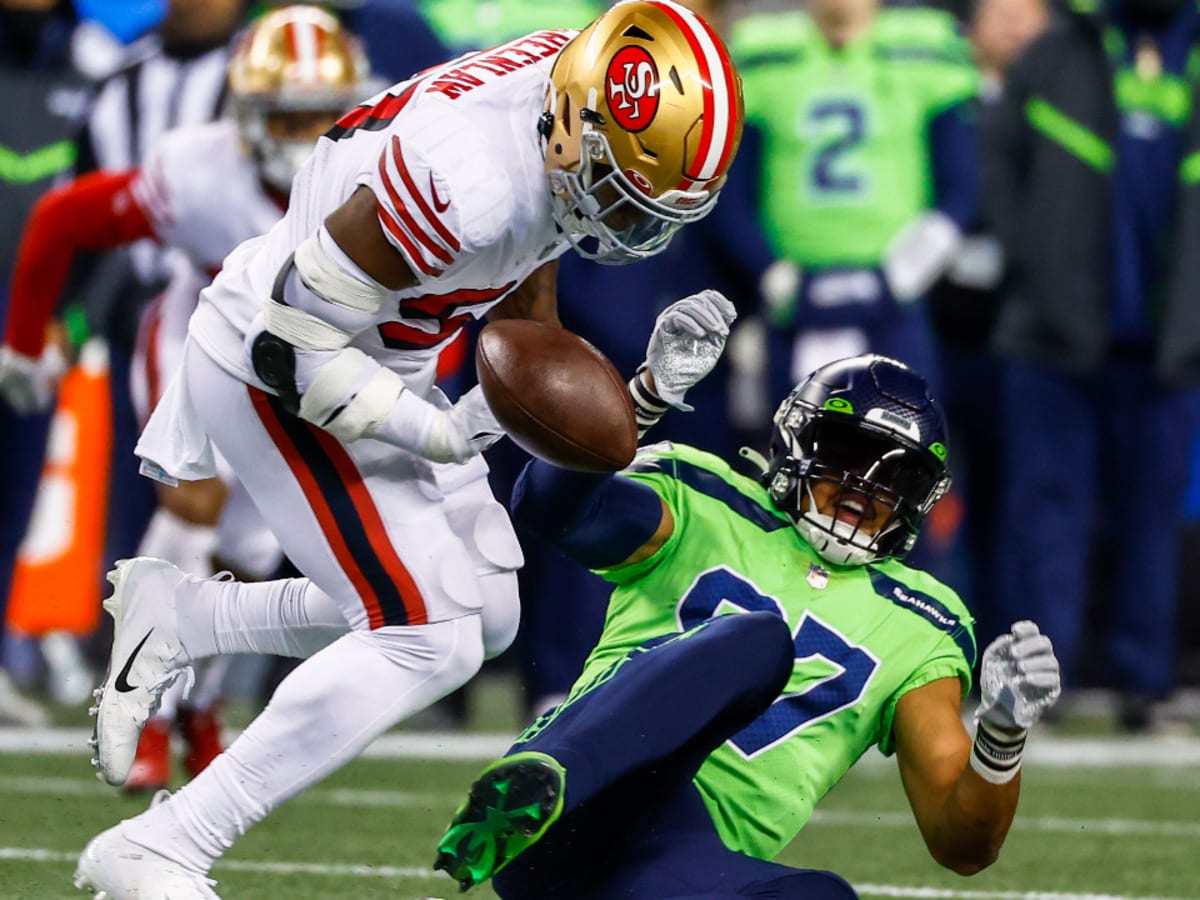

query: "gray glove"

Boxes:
[644, 289, 737, 411]
[0, 344, 67, 415]
[976, 620, 1062, 731]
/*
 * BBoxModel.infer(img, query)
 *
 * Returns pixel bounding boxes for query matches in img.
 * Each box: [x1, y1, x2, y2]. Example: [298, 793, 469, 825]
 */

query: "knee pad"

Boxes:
[478, 570, 521, 660]
[359, 616, 486, 699]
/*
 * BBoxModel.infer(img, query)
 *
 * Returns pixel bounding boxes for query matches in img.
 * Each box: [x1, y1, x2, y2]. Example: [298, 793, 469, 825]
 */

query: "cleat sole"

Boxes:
[433, 752, 565, 891]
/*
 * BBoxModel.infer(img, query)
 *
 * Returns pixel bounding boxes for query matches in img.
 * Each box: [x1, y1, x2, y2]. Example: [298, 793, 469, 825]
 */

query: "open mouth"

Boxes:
[834, 496, 873, 529]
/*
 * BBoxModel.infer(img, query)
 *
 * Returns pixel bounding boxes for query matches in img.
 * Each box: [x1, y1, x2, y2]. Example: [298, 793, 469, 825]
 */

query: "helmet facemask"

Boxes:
[543, 86, 717, 265]
[767, 405, 950, 567]
[236, 100, 350, 194]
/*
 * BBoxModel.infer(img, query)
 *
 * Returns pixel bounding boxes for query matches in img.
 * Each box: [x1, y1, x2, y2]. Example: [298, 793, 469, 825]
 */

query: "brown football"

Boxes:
[475, 320, 637, 472]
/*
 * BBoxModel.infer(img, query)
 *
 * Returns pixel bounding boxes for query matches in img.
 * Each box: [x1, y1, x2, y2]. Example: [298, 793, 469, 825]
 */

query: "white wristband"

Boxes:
[969, 719, 1027, 785]
[629, 369, 668, 438]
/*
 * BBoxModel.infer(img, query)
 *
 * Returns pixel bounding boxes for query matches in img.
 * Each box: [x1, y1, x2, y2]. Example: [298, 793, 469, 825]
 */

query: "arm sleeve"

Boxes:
[928, 100, 981, 230]
[4, 169, 153, 356]
[510, 458, 665, 570]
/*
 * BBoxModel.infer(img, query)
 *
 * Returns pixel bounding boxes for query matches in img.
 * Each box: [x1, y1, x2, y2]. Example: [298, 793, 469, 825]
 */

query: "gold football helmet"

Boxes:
[228, 5, 371, 192]
[542, 0, 744, 264]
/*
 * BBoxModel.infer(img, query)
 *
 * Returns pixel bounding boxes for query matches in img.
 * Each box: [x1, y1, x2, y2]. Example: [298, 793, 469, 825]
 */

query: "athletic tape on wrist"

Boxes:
[298, 348, 405, 442]
[629, 370, 668, 438]
[970, 719, 1027, 785]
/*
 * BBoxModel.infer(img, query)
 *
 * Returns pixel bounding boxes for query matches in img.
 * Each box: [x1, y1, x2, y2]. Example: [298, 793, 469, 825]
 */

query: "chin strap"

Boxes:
[738, 446, 770, 476]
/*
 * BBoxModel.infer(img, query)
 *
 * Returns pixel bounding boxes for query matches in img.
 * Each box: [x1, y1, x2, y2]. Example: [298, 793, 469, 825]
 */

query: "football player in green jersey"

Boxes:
[435, 292, 1061, 898]
[723, 0, 981, 404]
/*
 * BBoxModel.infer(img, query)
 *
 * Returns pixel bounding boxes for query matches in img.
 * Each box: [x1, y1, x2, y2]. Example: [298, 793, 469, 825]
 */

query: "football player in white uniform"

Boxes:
[1, 6, 372, 796]
[74, 2, 744, 896]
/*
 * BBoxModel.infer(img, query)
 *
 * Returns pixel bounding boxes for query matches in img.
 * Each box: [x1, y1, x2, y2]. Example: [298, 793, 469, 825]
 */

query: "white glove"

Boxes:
[976, 620, 1062, 731]
[0, 343, 67, 415]
[444, 384, 505, 459]
[644, 289, 737, 411]
[760, 259, 801, 328]
[377, 383, 504, 464]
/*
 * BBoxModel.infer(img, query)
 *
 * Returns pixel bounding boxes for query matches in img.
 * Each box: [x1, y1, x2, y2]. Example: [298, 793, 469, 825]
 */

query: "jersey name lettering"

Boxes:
[426, 30, 572, 100]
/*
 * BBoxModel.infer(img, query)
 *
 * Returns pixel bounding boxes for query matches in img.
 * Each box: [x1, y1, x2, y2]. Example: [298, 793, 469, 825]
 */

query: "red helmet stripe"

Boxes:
[645, 0, 738, 192]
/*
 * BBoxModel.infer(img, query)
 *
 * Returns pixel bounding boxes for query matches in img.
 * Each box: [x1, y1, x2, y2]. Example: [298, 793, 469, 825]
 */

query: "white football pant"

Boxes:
[119, 342, 522, 871]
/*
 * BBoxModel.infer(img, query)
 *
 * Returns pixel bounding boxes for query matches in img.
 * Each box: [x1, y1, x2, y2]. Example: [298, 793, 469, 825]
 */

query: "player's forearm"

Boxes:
[511, 458, 662, 568]
[6, 170, 149, 356]
[924, 760, 1021, 875]
[487, 260, 561, 326]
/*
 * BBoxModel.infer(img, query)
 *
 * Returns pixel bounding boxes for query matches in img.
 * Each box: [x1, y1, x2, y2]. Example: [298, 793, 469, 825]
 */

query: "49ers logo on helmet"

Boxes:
[624, 168, 653, 195]
[605, 46, 659, 133]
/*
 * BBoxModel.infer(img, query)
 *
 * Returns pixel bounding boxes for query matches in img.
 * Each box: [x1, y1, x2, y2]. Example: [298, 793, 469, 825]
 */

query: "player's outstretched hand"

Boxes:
[445, 384, 505, 458]
[644, 289, 737, 411]
[0, 343, 66, 415]
[976, 620, 1062, 731]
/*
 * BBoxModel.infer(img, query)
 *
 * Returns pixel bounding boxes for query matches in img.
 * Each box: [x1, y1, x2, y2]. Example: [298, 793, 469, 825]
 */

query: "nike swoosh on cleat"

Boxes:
[114, 630, 155, 693]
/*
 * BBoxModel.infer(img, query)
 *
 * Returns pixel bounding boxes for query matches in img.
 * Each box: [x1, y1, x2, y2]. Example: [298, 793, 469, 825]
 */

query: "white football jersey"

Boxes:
[131, 119, 283, 275]
[190, 29, 576, 393]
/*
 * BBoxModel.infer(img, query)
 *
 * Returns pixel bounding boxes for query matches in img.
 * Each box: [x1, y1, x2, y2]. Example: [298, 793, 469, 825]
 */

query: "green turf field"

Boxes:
[4, 676, 1199, 899]
[2, 729, 1199, 900]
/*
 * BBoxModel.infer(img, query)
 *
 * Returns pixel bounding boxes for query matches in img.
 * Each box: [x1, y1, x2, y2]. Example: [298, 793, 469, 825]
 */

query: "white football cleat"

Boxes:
[74, 824, 219, 899]
[92, 558, 194, 787]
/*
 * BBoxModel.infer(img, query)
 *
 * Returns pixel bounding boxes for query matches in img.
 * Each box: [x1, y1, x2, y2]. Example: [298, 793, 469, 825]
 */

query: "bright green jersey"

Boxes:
[418, 0, 604, 49]
[730, 8, 979, 267]
[577, 443, 975, 860]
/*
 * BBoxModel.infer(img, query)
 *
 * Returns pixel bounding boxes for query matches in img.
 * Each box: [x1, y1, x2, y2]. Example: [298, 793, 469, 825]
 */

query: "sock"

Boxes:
[175, 577, 349, 661]
[187, 656, 232, 711]
[152, 677, 185, 722]
[138, 508, 217, 578]
[123, 618, 483, 872]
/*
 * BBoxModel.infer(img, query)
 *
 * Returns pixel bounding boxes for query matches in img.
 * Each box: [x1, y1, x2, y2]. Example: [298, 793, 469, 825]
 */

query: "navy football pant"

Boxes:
[492, 612, 858, 900]
[996, 358, 1200, 694]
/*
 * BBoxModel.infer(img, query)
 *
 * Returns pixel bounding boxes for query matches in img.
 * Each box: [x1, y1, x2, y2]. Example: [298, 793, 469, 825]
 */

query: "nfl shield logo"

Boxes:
[806, 564, 830, 590]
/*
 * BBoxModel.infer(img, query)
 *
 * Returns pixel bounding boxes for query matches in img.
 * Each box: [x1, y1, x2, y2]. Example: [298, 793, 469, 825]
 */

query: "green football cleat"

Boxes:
[433, 751, 566, 892]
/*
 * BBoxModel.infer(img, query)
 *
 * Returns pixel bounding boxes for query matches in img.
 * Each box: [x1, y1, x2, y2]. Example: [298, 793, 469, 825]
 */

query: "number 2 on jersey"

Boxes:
[808, 100, 867, 196]
[679, 568, 879, 757]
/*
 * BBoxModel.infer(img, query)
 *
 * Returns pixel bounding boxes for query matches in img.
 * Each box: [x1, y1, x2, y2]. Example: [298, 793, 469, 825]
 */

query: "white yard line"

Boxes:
[3, 728, 1200, 767]
[2, 775, 1197, 841]
[1, 848, 1191, 900]
[809, 809, 1200, 838]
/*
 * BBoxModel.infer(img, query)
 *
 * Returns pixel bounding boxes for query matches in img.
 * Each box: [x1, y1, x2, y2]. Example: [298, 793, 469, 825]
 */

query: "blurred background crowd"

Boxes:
[2, 0, 1198, 768]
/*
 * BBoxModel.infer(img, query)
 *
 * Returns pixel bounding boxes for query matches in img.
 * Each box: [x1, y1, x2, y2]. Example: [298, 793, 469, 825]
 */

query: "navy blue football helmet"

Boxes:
[761, 355, 951, 566]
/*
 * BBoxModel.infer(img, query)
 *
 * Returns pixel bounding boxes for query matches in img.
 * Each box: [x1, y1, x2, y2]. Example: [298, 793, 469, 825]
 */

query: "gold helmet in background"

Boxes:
[542, 0, 744, 264]
[228, 5, 371, 193]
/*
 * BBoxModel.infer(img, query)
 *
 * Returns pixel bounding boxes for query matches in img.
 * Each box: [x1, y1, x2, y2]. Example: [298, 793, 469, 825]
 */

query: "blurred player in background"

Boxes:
[1, 5, 370, 790]
[73, 2, 745, 896]
[436, 344, 1061, 897]
[718, 0, 980, 434]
